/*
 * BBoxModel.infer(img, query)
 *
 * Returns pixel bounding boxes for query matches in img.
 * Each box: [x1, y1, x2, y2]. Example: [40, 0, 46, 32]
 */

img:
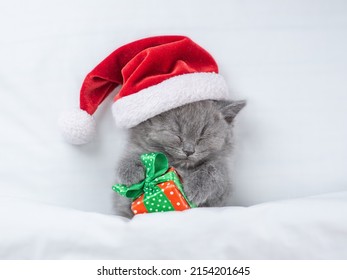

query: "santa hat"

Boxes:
[59, 35, 229, 144]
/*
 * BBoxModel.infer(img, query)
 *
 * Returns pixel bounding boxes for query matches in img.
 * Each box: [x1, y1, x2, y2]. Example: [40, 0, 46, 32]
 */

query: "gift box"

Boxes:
[112, 152, 195, 215]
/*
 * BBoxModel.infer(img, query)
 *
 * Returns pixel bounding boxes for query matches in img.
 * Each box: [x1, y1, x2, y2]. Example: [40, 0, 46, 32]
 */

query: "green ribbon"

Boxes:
[112, 152, 195, 212]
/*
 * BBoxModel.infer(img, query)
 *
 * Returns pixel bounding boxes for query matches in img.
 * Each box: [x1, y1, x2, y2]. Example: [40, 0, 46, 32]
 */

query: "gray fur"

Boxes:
[114, 99, 246, 218]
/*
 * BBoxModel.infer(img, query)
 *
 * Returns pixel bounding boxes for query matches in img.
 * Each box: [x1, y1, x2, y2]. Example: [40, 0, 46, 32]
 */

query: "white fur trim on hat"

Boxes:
[112, 72, 228, 128]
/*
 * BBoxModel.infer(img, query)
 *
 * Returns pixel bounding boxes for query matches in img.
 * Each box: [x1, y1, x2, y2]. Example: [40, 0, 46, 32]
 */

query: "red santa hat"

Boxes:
[59, 35, 229, 144]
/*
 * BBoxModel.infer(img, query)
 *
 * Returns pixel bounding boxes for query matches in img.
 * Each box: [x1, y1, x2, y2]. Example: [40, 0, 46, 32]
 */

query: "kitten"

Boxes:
[114, 99, 246, 217]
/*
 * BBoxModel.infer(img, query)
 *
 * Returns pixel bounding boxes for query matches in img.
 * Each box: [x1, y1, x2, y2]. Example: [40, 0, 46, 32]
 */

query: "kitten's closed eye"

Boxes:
[196, 137, 205, 144]
[199, 124, 208, 137]
[149, 131, 181, 146]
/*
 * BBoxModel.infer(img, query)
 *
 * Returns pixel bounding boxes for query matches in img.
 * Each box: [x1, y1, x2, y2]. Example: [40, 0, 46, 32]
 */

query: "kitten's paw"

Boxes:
[184, 173, 211, 206]
[117, 159, 145, 186]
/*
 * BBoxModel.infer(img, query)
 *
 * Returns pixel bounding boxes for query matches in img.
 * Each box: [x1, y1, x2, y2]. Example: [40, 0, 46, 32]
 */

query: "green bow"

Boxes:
[112, 152, 195, 210]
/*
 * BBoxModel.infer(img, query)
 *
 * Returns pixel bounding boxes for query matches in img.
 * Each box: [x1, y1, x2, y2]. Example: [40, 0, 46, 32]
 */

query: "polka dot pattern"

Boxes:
[114, 152, 194, 215]
[158, 181, 190, 211]
[131, 180, 190, 214]
[131, 183, 174, 214]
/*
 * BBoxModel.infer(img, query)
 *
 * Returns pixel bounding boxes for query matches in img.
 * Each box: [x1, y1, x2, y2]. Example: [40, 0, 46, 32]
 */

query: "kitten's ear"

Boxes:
[216, 100, 246, 124]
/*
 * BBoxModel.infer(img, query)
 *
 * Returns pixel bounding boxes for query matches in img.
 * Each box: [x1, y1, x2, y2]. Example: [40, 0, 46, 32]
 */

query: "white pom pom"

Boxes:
[58, 109, 96, 145]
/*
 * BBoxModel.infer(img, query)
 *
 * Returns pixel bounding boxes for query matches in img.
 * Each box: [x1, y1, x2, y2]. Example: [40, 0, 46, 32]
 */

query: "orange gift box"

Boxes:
[131, 169, 191, 214]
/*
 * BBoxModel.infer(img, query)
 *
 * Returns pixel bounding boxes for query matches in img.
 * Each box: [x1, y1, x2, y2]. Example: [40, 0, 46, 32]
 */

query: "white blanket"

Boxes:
[1, 192, 346, 259]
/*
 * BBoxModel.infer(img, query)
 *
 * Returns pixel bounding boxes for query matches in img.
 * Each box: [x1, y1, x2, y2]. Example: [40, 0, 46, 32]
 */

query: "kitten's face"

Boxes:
[130, 100, 245, 169]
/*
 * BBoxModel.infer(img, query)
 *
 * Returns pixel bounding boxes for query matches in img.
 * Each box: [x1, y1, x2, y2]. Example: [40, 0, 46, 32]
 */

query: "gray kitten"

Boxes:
[114, 99, 245, 217]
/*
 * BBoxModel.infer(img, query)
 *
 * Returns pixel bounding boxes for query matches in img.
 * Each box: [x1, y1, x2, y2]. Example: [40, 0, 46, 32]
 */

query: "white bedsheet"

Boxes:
[1, 191, 346, 259]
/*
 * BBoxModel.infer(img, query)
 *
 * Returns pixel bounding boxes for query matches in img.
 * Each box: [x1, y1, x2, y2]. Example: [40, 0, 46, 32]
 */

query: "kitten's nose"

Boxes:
[182, 143, 195, 157]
